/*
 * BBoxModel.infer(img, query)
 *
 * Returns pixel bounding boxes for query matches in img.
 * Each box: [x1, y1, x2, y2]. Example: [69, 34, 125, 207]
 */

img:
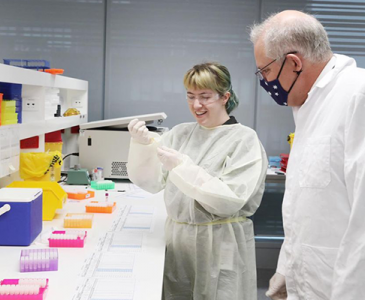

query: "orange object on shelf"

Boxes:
[67, 190, 95, 200]
[85, 201, 116, 214]
[44, 69, 64, 75]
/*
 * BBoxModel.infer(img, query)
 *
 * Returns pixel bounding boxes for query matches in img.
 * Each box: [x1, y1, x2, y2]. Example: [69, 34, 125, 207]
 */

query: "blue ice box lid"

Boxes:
[0, 188, 43, 246]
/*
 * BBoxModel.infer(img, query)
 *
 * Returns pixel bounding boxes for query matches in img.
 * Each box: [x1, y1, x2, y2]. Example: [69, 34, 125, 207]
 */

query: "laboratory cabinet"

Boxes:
[0, 63, 88, 180]
[254, 176, 285, 269]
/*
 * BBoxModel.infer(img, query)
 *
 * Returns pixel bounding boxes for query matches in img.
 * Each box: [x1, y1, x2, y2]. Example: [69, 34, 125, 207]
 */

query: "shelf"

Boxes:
[0, 63, 88, 90]
[0, 63, 88, 179]
[20, 114, 88, 140]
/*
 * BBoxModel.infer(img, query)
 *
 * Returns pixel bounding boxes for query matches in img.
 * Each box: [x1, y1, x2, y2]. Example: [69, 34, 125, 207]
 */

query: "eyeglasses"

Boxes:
[255, 58, 279, 80]
[255, 51, 298, 81]
[186, 93, 220, 105]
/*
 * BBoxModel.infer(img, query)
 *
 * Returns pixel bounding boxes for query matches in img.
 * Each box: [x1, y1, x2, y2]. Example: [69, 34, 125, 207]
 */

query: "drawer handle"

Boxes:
[0, 204, 11, 216]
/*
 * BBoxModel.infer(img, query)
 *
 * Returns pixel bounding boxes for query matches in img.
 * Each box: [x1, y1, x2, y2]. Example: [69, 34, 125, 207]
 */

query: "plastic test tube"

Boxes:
[97, 167, 103, 180]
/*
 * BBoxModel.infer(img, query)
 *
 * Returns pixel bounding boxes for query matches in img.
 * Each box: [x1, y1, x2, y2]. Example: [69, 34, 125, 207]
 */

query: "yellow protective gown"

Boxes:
[128, 122, 267, 300]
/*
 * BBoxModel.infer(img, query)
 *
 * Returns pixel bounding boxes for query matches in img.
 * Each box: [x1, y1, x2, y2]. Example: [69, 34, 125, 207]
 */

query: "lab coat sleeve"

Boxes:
[168, 132, 268, 217]
[276, 239, 287, 276]
[331, 93, 365, 299]
[127, 132, 167, 194]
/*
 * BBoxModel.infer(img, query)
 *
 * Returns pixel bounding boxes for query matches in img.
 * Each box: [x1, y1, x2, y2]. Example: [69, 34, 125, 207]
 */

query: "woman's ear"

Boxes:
[223, 91, 231, 105]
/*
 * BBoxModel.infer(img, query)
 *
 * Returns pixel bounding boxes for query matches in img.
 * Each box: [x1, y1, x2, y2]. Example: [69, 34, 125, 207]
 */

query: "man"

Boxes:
[250, 10, 365, 300]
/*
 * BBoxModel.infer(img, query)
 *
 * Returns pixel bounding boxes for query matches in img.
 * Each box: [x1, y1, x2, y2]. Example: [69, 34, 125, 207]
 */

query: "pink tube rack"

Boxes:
[48, 230, 87, 248]
[20, 249, 58, 272]
[0, 278, 48, 299]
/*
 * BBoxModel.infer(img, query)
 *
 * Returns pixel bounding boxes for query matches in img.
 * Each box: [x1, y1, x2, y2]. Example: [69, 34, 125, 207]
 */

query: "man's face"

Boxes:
[254, 40, 303, 106]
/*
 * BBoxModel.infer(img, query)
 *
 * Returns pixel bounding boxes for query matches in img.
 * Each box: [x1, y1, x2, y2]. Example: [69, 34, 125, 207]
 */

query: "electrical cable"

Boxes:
[63, 152, 79, 161]
[58, 153, 80, 183]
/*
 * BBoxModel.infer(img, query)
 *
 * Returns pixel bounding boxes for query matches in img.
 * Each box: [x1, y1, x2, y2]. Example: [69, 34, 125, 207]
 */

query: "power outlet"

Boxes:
[23, 98, 39, 111]
[72, 99, 83, 108]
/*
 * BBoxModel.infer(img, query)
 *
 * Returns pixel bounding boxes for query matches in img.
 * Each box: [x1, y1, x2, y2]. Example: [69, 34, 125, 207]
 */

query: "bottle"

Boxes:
[92, 168, 98, 181]
[97, 167, 103, 180]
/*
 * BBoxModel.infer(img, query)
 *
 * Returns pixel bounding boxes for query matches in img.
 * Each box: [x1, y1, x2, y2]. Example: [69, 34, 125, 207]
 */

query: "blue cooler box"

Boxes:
[0, 188, 43, 246]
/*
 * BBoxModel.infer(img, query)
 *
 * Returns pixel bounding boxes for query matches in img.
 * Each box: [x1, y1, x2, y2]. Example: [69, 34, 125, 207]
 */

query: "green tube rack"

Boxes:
[90, 180, 115, 190]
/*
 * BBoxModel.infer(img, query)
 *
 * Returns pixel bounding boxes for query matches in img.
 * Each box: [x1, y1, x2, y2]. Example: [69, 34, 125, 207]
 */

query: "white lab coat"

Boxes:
[277, 54, 365, 299]
[128, 122, 267, 300]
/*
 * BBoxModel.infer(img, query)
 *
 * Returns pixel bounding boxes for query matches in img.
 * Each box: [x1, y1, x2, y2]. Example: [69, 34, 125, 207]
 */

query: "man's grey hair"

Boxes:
[250, 12, 332, 63]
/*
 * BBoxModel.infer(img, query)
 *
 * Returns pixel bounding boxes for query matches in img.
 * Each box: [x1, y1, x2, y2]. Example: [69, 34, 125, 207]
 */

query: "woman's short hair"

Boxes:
[183, 62, 239, 114]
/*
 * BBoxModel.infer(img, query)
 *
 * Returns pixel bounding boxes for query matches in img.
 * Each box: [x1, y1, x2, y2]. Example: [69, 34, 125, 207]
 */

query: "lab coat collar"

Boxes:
[312, 54, 357, 89]
[311, 55, 337, 89]
[292, 54, 357, 122]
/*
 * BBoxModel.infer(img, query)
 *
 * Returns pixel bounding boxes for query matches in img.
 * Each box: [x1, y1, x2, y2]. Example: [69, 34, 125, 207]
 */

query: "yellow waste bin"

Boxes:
[19, 151, 63, 182]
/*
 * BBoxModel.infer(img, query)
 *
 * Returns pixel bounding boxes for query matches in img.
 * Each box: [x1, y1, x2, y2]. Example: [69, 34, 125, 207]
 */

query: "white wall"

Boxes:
[1, 0, 364, 156]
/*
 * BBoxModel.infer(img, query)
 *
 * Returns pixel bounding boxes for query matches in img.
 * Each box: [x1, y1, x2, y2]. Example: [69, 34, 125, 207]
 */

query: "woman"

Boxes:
[127, 62, 267, 300]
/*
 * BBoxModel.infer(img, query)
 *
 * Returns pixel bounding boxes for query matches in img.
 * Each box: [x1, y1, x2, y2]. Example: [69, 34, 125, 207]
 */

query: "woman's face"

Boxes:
[186, 88, 229, 128]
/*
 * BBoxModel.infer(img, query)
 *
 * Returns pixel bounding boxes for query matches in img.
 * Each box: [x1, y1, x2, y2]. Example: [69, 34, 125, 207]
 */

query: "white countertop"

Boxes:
[0, 182, 167, 300]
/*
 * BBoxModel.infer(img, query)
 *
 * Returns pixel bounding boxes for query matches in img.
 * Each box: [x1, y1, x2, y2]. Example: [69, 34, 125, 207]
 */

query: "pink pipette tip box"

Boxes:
[0, 278, 49, 299]
[48, 230, 87, 248]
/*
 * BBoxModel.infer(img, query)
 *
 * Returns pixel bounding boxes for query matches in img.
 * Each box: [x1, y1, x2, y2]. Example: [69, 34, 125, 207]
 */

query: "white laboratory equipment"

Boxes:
[79, 112, 167, 179]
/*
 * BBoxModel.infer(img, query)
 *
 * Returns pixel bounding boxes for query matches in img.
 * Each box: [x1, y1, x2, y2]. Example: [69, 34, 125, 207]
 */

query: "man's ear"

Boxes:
[287, 53, 302, 71]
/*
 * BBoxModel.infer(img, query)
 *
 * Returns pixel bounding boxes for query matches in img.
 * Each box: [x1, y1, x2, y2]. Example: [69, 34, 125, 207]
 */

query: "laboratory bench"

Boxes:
[0, 182, 167, 300]
[0, 170, 285, 298]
